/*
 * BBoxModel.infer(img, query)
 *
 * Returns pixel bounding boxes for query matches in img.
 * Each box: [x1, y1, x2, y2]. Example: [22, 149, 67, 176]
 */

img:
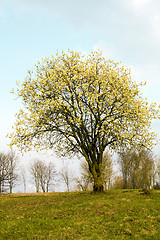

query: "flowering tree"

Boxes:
[10, 50, 159, 192]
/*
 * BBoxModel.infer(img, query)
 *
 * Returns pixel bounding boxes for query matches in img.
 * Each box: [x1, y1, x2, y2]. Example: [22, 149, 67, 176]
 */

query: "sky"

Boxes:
[0, 0, 160, 191]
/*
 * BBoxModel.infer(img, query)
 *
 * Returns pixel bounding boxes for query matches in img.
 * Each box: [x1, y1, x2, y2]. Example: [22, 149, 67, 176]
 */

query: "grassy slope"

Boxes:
[0, 190, 160, 240]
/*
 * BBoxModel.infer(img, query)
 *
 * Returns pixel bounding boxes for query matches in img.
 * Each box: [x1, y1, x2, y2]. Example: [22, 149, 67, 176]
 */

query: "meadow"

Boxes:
[0, 190, 160, 239]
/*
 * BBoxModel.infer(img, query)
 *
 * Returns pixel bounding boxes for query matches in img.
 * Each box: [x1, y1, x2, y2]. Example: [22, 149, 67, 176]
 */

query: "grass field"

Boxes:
[0, 190, 160, 239]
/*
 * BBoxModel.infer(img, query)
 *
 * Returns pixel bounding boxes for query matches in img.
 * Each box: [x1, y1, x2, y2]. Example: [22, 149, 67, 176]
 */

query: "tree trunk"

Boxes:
[123, 177, 128, 189]
[46, 182, 49, 192]
[23, 180, 26, 193]
[9, 178, 13, 193]
[10, 183, 13, 193]
[93, 175, 104, 192]
[41, 184, 45, 193]
[35, 179, 39, 193]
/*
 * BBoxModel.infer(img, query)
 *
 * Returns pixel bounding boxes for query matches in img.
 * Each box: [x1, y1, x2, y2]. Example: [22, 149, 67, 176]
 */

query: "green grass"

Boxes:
[0, 190, 160, 239]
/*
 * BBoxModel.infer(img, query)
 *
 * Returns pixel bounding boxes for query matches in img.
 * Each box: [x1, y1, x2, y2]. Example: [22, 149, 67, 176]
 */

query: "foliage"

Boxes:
[10, 50, 160, 191]
[1, 190, 160, 239]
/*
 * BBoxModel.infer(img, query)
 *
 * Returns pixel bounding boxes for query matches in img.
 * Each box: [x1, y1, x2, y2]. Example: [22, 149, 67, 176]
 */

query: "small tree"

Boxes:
[0, 151, 19, 193]
[30, 160, 40, 192]
[10, 50, 160, 192]
[157, 158, 160, 184]
[45, 162, 56, 192]
[6, 151, 19, 193]
[30, 159, 56, 192]
[0, 152, 8, 193]
[153, 157, 160, 189]
[59, 162, 74, 192]
[118, 150, 134, 189]
[101, 151, 113, 190]
[139, 150, 155, 189]
[118, 149, 155, 189]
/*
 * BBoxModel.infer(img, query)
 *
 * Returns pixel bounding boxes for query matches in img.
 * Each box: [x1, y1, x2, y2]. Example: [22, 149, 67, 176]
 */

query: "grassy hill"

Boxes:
[0, 190, 160, 239]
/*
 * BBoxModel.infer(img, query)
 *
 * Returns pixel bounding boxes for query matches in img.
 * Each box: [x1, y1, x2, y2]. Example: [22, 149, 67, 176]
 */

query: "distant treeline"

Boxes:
[0, 149, 160, 193]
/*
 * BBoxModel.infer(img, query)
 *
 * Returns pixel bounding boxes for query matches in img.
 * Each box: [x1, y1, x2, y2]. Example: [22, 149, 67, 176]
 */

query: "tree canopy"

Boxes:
[10, 50, 159, 191]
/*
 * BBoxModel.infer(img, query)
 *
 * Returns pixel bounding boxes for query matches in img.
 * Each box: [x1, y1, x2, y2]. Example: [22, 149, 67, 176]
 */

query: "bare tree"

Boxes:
[46, 162, 56, 192]
[156, 158, 160, 185]
[6, 151, 19, 193]
[30, 159, 56, 193]
[118, 151, 133, 189]
[101, 151, 113, 190]
[30, 160, 40, 192]
[37, 161, 46, 192]
[0, 151, 19, 193]
[118, 149, 156, 189]
[154, 158, 160, 189]
[59, 162, 74, 192]
[0, 152, 8, 193]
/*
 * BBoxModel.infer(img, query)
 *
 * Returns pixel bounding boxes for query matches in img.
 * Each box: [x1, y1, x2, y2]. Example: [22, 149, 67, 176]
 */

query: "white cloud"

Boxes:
[131, 0, 152, 8]
[125, 0, 160, 41]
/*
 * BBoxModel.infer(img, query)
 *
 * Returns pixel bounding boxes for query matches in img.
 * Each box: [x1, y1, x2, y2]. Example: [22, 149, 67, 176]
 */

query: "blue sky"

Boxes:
[0, 0, 160, 187]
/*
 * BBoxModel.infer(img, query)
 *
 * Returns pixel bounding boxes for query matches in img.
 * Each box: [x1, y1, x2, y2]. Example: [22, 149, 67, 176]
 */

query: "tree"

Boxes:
[0, 152, 8, 193]
[118, 149, 156, 189]
[139, 150, 155, 189]
[59, 162, 74, 192]
[6, 151, 19, 193]
[101, 151, 113, 190]
[10, 50, 159, 192]
[153, 157, 160, 189]
[30, 160, 40, 193]
[118, 150, 133, 189]
[0, 151, 19, 193]
[30, 159, 56, 192]
[46, 162, 56, 192]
